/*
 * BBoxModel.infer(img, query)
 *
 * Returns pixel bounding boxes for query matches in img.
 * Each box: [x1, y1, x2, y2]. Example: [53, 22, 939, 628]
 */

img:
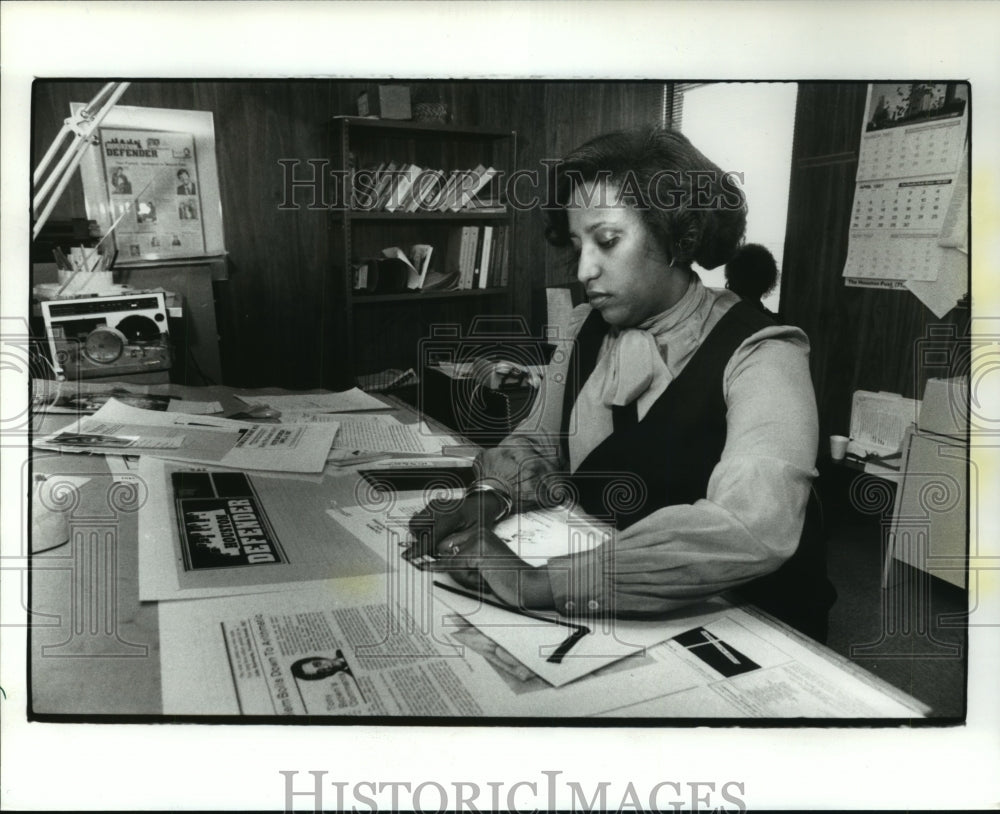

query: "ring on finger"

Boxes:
[449, 543, 461, 557]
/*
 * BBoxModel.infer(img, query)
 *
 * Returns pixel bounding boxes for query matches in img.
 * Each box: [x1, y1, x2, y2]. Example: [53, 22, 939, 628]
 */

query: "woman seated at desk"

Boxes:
[409, 127, 835, 641]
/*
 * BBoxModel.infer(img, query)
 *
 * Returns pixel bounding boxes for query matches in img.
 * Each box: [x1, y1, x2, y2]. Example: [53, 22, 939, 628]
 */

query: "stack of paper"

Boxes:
[847, 390, 921, 459]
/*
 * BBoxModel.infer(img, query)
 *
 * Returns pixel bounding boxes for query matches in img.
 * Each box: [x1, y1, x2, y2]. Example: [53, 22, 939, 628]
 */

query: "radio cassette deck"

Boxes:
[41, 292, 173, 380]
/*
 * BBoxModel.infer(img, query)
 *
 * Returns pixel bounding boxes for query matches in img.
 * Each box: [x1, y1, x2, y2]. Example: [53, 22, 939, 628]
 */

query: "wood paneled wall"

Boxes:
[781, 83, 970, 440]
[31, 80, 664, 388]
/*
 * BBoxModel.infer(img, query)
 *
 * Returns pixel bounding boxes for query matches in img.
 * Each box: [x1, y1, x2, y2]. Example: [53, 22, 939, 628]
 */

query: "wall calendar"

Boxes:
[842, 82, 968, 308]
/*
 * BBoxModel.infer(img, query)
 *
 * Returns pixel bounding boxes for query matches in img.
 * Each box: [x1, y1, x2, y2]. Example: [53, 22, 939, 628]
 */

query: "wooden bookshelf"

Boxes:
[330, 117, 517, 384]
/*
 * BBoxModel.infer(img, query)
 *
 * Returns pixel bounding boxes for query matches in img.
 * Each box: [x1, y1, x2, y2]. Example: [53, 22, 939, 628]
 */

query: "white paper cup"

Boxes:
[57, 269, 114, 296]
[830, 434, 849, 461]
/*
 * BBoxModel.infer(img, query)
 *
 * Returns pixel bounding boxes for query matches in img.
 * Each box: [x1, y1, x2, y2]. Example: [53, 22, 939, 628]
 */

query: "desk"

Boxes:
[28, 384, 929, 720]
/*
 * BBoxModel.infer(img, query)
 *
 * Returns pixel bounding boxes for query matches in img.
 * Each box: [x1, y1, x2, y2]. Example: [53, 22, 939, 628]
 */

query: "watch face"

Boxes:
[83, 327, 126, 363]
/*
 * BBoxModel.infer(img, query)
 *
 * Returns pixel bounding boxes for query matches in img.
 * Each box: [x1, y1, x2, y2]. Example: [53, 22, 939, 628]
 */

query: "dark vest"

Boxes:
[560, 301, 836, 640]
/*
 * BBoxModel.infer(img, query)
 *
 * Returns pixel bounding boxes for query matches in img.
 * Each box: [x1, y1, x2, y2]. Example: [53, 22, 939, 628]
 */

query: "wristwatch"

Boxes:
[466, 479, 514, 523]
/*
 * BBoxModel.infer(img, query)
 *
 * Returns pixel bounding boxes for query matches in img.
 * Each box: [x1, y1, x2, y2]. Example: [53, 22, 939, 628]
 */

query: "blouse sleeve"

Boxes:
[545, 326, 820, 617]
[472, 304, 591, 509]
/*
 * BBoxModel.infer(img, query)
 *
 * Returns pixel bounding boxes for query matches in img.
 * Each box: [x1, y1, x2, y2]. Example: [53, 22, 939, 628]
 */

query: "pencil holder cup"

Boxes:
[57, 269, 114, 296]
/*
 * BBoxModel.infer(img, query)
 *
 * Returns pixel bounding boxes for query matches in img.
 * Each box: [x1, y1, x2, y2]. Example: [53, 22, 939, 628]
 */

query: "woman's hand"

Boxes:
[432, 526, 555, 610]
[406, 491, 507, 559]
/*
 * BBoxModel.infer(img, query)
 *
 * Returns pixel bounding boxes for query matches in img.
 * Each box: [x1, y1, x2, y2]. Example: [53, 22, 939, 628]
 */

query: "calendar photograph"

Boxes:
[865, 82, 968, 132]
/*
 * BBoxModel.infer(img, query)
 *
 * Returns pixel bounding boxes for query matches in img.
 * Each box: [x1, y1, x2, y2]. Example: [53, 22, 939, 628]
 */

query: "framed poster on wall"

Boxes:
[73, 103, 226, 265]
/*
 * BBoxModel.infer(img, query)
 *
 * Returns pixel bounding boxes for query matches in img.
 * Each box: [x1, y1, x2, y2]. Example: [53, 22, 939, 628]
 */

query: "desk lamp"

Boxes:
[32, 81, 130, 240]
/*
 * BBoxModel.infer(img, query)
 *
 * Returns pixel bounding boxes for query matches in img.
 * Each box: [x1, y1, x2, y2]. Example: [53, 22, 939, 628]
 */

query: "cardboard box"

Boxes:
[357, 85, 411, 120]
[918, 376, 968, 438]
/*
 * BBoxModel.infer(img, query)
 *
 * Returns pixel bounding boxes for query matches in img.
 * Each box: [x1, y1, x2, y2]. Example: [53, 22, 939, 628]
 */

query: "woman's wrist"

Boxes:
[482, 565, 555, 610]
[466, 479, 514, 524]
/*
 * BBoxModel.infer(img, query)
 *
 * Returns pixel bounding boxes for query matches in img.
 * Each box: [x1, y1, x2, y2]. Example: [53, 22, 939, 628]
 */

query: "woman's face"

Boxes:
[567, 180, 680, 327]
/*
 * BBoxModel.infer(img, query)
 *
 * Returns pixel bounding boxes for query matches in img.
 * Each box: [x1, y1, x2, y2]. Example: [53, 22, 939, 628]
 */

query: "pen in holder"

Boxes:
[55, 244, 116, 296]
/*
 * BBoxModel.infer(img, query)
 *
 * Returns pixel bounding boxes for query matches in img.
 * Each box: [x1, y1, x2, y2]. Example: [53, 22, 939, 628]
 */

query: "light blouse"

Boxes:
[474, 274, 820, 615]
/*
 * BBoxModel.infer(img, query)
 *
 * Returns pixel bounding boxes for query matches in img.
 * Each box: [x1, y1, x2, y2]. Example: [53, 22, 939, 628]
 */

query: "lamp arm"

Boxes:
[32, 81, 130, 241]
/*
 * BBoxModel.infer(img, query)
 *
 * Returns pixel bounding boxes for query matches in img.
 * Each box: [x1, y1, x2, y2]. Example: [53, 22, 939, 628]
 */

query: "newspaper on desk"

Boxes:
[34, 398, 337, 473]
[158, 577, 928, 718]
[137, 456, 388, 601]
[329, 497, 668, 687]
[142, 433, 926, 717]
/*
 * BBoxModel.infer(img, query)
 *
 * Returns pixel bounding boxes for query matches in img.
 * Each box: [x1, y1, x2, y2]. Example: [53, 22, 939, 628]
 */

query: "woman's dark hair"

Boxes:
[724, 242, 779, 301]
[544, 127, 747, 270]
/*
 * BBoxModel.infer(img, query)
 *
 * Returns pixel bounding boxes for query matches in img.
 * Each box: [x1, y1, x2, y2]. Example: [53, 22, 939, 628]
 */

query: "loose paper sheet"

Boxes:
[35, 398, 337, 473]
[236, 388, 389, 413]
[138, 457, 387, 601]
[848, 390, 921, 458]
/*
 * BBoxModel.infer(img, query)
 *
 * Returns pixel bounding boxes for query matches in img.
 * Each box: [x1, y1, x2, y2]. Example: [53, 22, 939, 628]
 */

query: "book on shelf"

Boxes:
[348, 160, 506, 214]
[434, 170, 466, 211]
[450, 165, 499, 212]
[486, 225, 502, 287]
[459, 225, 478, 289]
[494, 224, 510, 288]
[353, 260, 372, 292]
[408, 244, 433, 288]
[440, 164, 481, 212]
[442, 224, 509, 290]
[405, 168, 447, 212]
[470, 227, 485, 289]
[381, 244, 434, 290]
[384, 164, 422, 212]
[476, 225, 494, 289]
[368, 161, 399, 210]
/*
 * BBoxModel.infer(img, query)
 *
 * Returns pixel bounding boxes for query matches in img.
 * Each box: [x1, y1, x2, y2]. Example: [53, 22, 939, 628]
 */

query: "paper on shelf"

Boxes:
[847, 390, 920, 458]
